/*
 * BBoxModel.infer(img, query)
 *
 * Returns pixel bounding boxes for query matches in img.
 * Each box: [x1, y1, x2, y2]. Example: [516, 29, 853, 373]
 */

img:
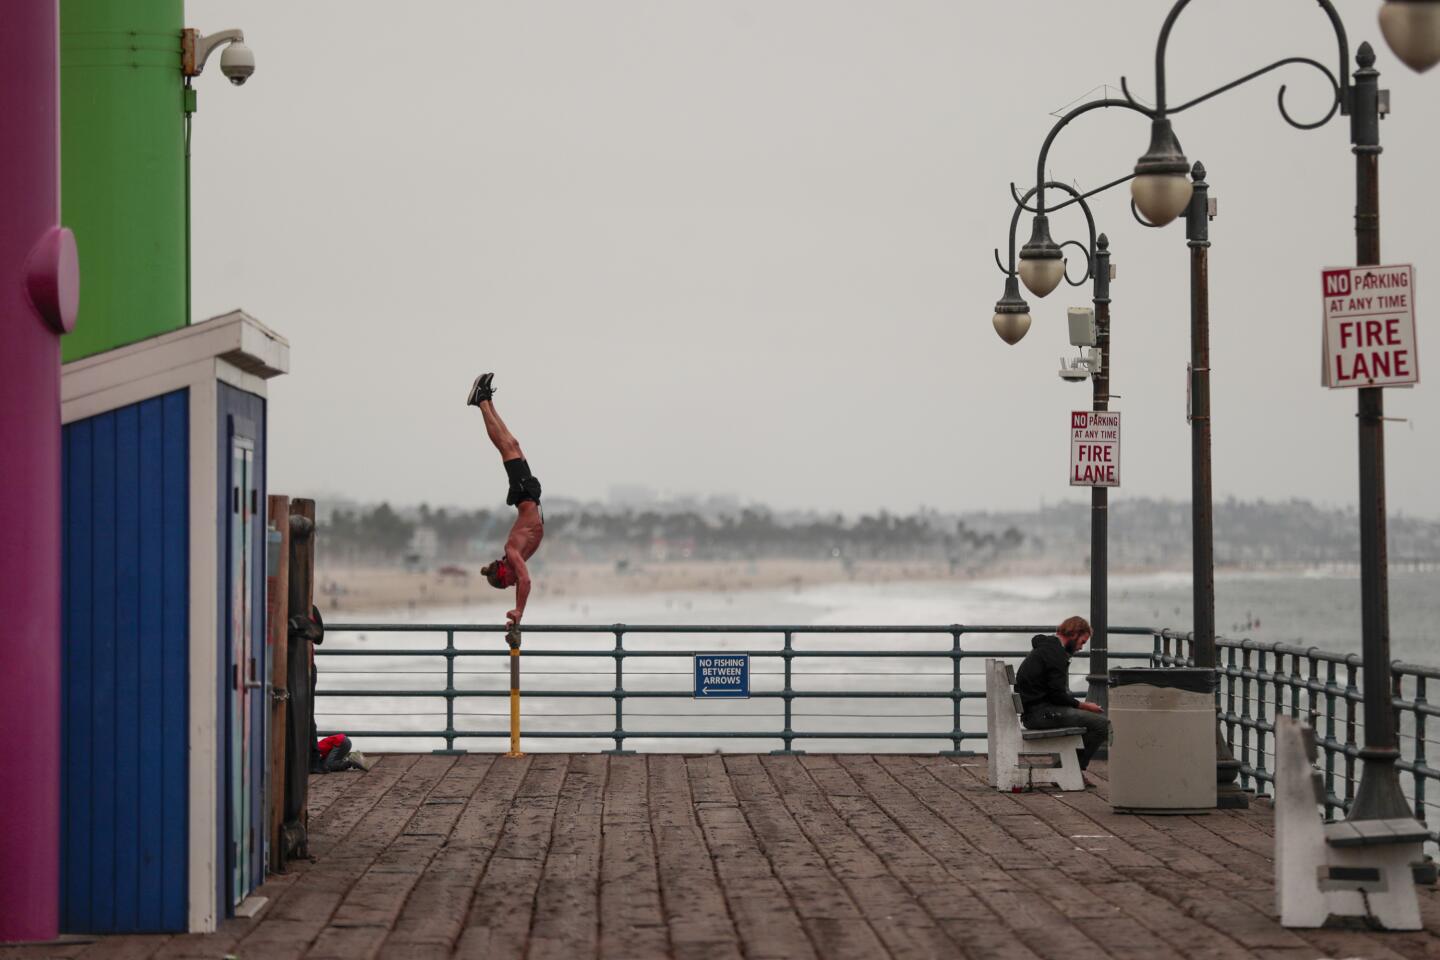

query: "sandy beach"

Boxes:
[313, 557, 1077, 616]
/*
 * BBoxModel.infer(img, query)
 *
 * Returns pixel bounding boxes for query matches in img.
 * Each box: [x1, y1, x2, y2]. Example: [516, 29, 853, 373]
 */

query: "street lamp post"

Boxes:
[1184, 161, 1215, 672]
[1120, 0, 1416, 823]
[1348, 43, 1407, 823]
[1087, 234, 1112, 715]
[1179, 162, 1247, 801]
[992, 87, 1253, 801]
[992, 96, 1154, 721]
[995, 177, 1122, 720]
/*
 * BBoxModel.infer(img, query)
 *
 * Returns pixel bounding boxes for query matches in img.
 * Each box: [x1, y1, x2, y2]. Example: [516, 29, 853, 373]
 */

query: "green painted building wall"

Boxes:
[62, 0, 186, 362]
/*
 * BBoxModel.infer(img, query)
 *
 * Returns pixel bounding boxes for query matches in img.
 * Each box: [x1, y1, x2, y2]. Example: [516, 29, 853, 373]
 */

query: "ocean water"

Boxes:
[316, 567, 1440, 753]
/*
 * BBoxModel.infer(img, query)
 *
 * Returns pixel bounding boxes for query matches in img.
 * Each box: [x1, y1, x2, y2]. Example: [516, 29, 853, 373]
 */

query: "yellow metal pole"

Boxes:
[506, 626, 523, 757]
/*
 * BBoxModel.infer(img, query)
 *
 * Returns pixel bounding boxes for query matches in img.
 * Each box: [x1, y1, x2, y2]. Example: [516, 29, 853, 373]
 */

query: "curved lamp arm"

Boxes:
[996, 180, 1103, 281]
[995, 185, 1042, 278]
[1124, 0, 1350, 126]
[1029, 98, 1154, 222]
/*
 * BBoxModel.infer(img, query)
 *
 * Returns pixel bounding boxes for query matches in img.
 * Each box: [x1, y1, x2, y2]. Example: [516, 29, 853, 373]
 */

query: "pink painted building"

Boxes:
[0, 0, 80, 944]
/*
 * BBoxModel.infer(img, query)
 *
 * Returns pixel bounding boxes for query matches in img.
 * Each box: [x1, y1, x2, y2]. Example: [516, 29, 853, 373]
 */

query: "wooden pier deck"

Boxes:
[7, 753, 1440, 960]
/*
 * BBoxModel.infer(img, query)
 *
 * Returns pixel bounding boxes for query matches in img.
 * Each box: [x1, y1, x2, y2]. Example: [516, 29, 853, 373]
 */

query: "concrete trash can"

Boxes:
[1108, 667, 1218, 812]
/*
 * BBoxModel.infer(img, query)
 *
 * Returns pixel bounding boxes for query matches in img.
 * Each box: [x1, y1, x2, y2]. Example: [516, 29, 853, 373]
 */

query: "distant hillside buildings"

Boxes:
[315, 496, 1440, 572]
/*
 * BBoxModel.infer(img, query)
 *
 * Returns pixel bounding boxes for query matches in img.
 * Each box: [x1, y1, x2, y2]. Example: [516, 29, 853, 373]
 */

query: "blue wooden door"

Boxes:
[228, 434, 254, 903]
[221, 404, 266, 909]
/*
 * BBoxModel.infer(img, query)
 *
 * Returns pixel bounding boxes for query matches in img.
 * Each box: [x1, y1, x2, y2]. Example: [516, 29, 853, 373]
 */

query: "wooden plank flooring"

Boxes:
[7, 754, 1440, 960]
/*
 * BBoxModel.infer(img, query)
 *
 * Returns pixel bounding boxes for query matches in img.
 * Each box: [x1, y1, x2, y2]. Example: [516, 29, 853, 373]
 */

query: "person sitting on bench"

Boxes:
[1015, 616, 1109, 779]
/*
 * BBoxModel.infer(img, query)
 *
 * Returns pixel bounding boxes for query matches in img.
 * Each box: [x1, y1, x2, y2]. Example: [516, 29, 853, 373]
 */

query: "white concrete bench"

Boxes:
[985, 659, 1085, 792]
[1274, 714, 1425, 930]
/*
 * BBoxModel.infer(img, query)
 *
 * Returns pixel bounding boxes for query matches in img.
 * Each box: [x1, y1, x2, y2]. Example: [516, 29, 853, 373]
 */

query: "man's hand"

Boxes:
[1079, 701, 1105, 714]
[505, 548, 530, 626]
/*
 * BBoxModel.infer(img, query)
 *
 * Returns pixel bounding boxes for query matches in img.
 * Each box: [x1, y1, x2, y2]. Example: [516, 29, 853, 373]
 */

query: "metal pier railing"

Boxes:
[1153, 629, 1440, 840]
[312, 623, 1157, 754]
[312, 621, 1440, 840]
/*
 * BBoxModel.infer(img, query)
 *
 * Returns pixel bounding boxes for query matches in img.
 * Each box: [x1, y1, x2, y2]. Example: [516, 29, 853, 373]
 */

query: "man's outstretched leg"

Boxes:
[468, 372, 523, 461]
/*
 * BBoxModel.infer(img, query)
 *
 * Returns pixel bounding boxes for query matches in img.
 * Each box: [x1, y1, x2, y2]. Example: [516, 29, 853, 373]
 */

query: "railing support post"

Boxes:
[1239, 645, 1254, 792]
[432, 629, 466, 755]
[1344, 660, 1361, 810]
[1415, 676, 1428, 820]
[506, 628, 524, 758]
[770, 631, 805, 756]
[1324, 660, 1340, 818]
[603, 625, 635, 755]
[1253, 649, 1271, 789]
[940, 627, 974, 757]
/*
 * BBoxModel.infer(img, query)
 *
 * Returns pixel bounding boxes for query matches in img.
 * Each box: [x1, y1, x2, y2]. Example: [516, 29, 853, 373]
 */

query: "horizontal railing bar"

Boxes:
[317, 689, 989, 699]
[320, 728, 987, 740]
[328, 622, 1162, 635]
[314, 647, 1156, 660]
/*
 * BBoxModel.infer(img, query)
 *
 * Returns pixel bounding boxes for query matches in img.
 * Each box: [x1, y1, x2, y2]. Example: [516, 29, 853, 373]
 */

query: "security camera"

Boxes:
[220, 41, 255, 85]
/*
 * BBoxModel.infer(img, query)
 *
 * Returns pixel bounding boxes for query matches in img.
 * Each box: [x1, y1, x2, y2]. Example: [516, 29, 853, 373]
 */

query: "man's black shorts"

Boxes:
[504, 458, 542, 506]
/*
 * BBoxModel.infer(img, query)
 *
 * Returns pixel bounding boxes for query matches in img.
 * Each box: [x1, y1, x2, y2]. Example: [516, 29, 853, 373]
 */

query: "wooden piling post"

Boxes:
[265, 495, 290, 872]
[288, 499, 316, 635]
[284, 498, 317, 854]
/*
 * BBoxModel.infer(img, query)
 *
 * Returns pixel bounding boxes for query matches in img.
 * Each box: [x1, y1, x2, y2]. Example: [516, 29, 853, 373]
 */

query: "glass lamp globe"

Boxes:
[1018, 256, 1066, 298]
[1131, 173, 1192, 227]
[992, 309, 1031, 345]
[1380, 0, 1440, 72]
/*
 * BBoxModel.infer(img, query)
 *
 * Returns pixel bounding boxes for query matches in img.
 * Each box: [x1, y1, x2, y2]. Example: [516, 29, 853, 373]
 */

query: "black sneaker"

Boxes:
[466, 373, 495, 406]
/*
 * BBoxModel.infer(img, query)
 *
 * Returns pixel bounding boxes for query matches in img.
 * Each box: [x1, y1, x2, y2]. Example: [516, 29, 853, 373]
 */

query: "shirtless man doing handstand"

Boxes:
[467, 373, 543, 630]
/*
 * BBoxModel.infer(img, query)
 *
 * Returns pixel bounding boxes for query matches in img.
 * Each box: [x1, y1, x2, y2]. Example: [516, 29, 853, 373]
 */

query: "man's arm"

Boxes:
[1045, 648, 1081, 708]
[505, 547, 531, 627]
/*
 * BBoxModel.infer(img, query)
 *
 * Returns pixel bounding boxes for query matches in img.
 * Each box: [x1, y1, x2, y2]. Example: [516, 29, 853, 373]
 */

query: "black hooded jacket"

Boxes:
[1014, 634, 1079, 713]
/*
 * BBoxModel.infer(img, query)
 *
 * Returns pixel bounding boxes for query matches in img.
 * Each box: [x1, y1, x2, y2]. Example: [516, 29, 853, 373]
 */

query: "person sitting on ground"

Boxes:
[1014, 615, 1109, 780]
[467, 372, 544, 631]
[312, 733, 368, 773]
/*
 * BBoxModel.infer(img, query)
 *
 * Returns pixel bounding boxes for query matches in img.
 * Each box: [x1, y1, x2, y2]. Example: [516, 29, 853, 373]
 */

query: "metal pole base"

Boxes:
[505, 751, 526, 759]
[938, 750, 977, 758]
[1084, 673, 1110, 763]
[1350, 749, 1412, 821]
[1215, 723, 1247, 807]
[431, 748, 468, 756]
[769, 749, 808, 756]
[1085, 675, 1109, 712]
[602, 749, 637, 756]
[1216, 783, 1251, 809]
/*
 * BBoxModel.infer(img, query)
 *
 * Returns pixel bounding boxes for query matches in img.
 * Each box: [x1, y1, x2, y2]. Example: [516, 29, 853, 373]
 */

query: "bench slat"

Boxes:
[1324, 817, 1428, 847]
[1377, 818, 1431, 843]
[1021, 727, 1086, 740]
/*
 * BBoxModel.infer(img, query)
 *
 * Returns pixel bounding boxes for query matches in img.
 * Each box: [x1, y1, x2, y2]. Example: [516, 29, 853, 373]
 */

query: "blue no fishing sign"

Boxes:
[693, 654, 749, 699]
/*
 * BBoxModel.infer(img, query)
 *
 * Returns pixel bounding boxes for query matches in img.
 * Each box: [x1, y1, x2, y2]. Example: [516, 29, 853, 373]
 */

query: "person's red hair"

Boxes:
[1057, 615, 1091, 640]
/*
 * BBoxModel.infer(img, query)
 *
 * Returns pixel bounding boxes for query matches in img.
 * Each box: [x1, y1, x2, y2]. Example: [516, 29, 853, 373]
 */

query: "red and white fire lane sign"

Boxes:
[1322, 264, 1419, 388]
[1070, 411, 1120, 487]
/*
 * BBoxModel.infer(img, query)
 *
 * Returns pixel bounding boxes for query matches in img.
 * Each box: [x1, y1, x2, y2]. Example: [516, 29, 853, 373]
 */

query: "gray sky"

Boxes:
[186, 1, 1439, 518]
